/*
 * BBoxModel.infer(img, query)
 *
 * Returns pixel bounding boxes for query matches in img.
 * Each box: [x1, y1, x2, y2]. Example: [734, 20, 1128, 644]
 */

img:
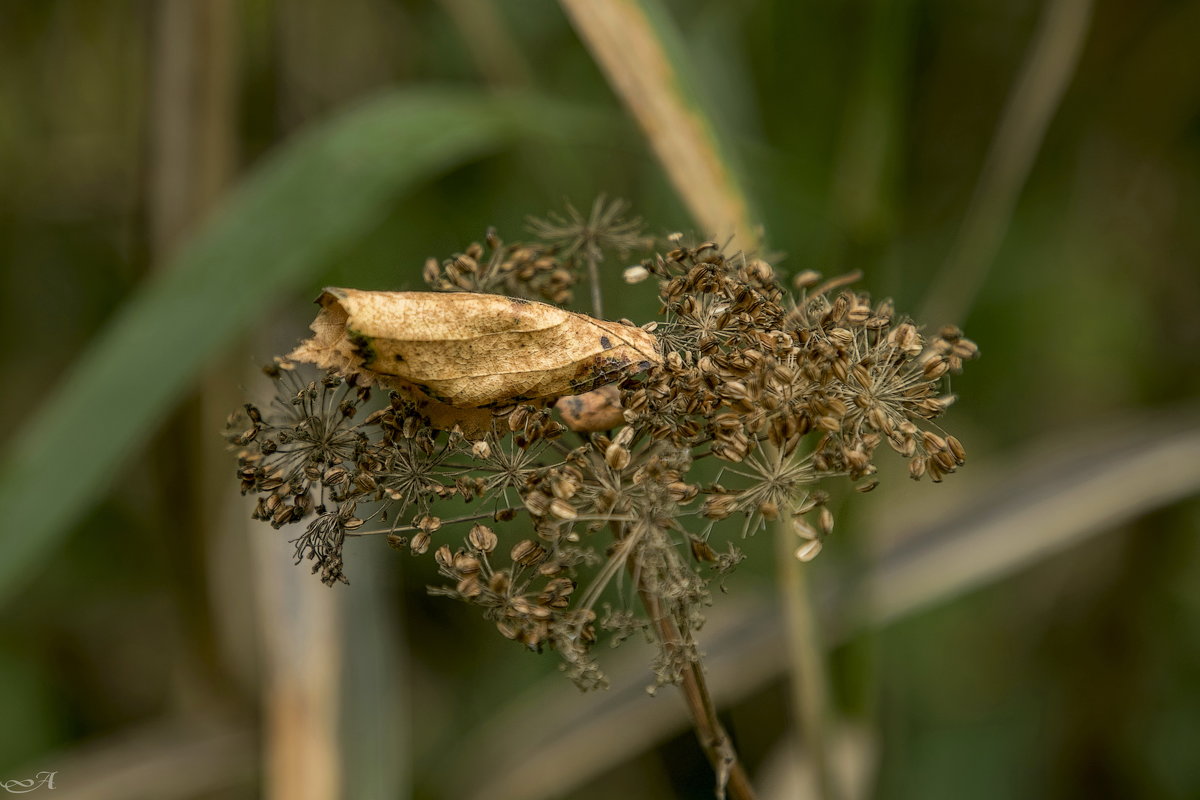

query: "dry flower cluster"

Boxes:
[226, 199, 976, 689]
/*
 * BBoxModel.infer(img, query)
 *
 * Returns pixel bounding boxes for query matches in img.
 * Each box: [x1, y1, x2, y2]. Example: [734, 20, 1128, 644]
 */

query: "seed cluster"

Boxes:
[227, 202, 976, 689]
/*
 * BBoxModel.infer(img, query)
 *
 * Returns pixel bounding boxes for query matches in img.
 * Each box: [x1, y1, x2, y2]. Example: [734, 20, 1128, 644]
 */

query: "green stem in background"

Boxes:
[920, 0, 1093, 326]
[775, 524, 840, 800]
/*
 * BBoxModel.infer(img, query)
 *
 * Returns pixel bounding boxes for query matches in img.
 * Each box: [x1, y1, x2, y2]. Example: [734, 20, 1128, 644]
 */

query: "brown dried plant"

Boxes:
[226, 198, 977, 794]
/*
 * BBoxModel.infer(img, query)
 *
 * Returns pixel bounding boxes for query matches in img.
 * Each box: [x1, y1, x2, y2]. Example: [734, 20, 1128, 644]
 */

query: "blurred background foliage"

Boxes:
[0, 0, 1198, 798]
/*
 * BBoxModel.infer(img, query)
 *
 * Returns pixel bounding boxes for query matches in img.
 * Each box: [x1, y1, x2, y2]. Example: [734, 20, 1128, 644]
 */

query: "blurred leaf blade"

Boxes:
[0, 88, 589, 606]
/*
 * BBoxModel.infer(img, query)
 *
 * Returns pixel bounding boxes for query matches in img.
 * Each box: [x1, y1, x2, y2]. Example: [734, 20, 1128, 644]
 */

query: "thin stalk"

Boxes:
[774, 524, 839, 800]
[613, 522, 758, 800]
[637, 584, 758, 800]
[586, 253, 604, 319]
[920, 0, 1092, 325]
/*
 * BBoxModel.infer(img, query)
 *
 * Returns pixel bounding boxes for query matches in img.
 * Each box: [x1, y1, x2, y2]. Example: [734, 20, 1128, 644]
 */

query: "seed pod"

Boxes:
[605, 442, 631, 470]
[921, 431, 947, 452]
[511, 539, 547, 566]
[817, 507, 835, 536]
[456, 575, 483, 598]
[410, 530, 432, 554]
[468, 523, 498, 553]
[909, 456, 927, 481]
[548, 498, 578, 521]
[288, 288, 662, 408]
[623, 265, 650, 283]
[792, 517, 818, 540]
[689, 537, 717, 563]
[523, 491, 551, 517]
[795, 539, 823, 562]
[452, 553, 481, 575]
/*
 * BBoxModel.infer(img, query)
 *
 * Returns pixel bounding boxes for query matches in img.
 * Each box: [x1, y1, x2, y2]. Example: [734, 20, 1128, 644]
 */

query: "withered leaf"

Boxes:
[288, 288, 661, 409]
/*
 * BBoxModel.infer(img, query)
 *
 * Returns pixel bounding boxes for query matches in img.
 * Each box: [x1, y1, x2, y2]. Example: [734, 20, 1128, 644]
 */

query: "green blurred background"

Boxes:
[1, 1, 1198, 798]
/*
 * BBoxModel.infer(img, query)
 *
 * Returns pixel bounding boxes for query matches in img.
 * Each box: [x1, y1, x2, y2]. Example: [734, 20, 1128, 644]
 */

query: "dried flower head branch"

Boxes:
[226, 200, 977, 693]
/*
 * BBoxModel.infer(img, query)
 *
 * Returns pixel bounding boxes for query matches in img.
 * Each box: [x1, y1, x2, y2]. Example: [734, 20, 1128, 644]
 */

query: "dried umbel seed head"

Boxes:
[228, 201, 976, 691]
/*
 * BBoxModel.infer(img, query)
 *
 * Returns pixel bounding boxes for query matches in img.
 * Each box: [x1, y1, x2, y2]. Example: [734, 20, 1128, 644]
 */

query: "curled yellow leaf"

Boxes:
[288, 288, 661, 410]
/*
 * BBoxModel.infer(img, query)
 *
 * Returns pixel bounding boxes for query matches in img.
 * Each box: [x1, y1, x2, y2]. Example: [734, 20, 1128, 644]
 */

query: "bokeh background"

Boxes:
[1, 1, 1198, 798]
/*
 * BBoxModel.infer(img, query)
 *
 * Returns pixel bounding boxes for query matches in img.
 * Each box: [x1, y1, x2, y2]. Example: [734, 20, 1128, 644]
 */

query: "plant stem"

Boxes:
[775, 524, 839, 800]
[586, 253, 604, 319]
[612, 521, 757, 800]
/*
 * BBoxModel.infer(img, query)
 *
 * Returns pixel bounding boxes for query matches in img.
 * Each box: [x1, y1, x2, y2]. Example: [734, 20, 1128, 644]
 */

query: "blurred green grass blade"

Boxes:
[0, 88, 577, 605]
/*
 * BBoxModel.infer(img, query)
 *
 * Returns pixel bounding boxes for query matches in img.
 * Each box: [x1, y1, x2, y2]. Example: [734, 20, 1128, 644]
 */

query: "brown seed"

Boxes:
[523, 491, 551, 517]
[456, 575, 483, 598]
[795, 539, 823, 562]
[817, 507, 835, 536]
[550, 475, 579, 500]
[489, 570, 511, 593]
[468, 523, 498, 553]
[921, 431, 947, 452]
[511, 539, 547, 566]
[605, 442, 631, 470]
[322, 467, 349, 487]
[453, 553, 481, 575]
[815, 415, 842, 432]
[908, 457, 927, 480]
[434, 545, 454, 569]
[701, 494, 737, 520]
[828, 328, 853, 348]
[548, 498, 577, 520]
[720, 380, 748, 401]
[922, 356, 949, 379]
[623, 265, 650, 283]
[689, 537, 717, 562]
[410, 530, 431, 554]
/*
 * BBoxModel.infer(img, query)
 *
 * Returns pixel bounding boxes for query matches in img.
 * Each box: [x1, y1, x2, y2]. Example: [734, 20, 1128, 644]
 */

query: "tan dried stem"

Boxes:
[559, 0, 758, 249]
[632, 559, 758, 800]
